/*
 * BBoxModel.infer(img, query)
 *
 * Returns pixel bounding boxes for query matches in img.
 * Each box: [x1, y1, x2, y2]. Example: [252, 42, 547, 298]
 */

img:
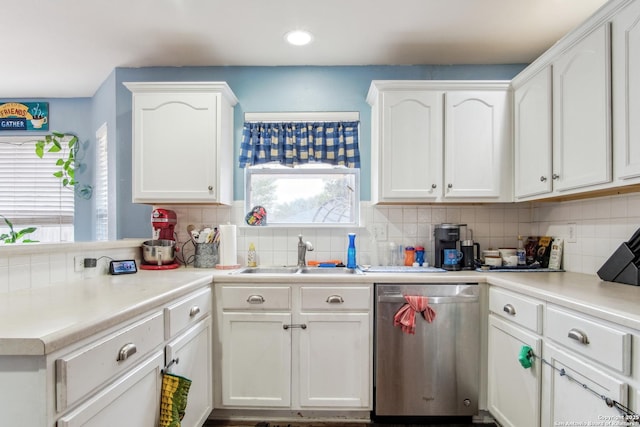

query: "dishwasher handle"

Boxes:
[377, 294, 478, 304]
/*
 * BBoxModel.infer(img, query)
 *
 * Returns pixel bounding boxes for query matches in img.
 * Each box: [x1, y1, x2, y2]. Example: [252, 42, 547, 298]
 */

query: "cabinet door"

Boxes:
[132, 91, 219, 203]
[297, 312, 370, 408]
[542, 342, 628, 426]
[514, 67, 553, 199]
[552, 24, 612, 192]
[444, 90, 511, 199]
[221, 312, 291, 407]
[613, 0, 640, 180]
[488, 315, 541, 427]
[378, 90, 443, 201]
[57, 352, 163, 427]
[165, 319, 212, 427]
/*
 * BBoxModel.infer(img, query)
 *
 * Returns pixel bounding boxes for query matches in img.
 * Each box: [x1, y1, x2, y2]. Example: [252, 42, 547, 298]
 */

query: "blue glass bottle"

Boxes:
[347, 233, 357, 269]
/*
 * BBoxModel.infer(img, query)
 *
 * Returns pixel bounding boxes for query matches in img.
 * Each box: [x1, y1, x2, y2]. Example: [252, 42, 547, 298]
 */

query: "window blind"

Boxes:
[94, 125, 109, 241]
[0, 136, 74, 226]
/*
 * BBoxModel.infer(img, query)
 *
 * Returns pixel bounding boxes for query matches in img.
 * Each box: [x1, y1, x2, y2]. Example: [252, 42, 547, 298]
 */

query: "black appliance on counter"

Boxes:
[598, 228, 640, 286]
[434, 223, 465, 270]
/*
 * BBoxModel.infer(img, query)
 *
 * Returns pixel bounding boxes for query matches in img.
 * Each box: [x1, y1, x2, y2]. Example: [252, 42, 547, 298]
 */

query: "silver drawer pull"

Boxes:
[503, 304, 516, 316]
[326, 295, 344, 304]
[116, 343, 137, 361]
[247, 295, 265, 304]
[189, 306, 200, 317]
[283, 324, 307, 330]
[568, 328, 589, 344]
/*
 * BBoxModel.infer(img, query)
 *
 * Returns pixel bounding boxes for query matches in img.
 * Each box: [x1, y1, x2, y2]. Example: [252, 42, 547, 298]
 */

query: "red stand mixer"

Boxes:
[140, 208, 180, 270]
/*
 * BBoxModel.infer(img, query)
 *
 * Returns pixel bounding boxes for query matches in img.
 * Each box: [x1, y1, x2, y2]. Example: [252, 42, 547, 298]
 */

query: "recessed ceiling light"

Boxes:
[285, 30, 313, 46]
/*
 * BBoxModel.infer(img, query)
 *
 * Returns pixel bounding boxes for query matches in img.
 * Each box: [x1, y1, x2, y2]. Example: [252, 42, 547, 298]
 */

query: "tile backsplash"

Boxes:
[1, 192, 639, 293]
[168, 191, 640, 276]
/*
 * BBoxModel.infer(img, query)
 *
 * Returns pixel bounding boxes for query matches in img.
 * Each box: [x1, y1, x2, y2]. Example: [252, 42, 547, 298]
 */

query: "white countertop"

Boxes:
[2, 267, 640, 356]
[0, 268, 216, 356]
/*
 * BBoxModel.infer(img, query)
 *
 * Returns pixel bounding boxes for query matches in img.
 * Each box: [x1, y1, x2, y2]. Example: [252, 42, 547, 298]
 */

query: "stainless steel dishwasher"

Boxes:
[374, 283, 480, 417]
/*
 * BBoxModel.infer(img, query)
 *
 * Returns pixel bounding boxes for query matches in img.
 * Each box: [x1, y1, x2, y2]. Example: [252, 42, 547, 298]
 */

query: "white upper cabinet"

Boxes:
[124, 82, 238, 204]
[514, 67, 553, 199]
[367, 81, 512, 203]
[612, 0, 640, 181]
[552, 23, 612, 193]
[444, 89, 512, 200]
[370, 88, 443, 202]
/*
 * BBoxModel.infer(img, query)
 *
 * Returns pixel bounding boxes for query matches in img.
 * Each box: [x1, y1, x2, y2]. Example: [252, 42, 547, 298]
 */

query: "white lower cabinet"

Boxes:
[487, 285, 640, 427]
[0, 285, 215, 427]
[298, 312, 370, 408]
[221, 311, 292, 407]
[56, 351, 164, 427]
[487, 287, 543, 427]
[488, 315, 541, 427]
[215, 283, 372, 411]
[542, 342, 628, 426]
[165, 319, 213, 427]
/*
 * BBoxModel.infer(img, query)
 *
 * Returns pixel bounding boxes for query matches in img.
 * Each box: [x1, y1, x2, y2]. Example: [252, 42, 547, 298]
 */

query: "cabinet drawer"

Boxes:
[301, 286, 371, 311]
[55, 311, 164, 412]
[220, 286, 290, 310]
[489, 287, 543, 334]
[546, 305, 631, 375]
[165, 287, 211, 338]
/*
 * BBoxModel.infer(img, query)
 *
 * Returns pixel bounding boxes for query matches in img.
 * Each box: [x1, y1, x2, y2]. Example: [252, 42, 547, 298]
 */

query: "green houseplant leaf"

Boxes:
[0, 215, 38, 244]
[35, 132, 92, 195]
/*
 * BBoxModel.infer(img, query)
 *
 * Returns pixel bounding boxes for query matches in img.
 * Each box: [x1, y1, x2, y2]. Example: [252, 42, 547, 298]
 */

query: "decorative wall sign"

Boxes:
[0, 102, 49, 131]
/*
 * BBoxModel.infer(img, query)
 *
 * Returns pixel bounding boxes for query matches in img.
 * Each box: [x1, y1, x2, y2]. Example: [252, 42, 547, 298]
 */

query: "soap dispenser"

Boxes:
[347, 233, 357, 269]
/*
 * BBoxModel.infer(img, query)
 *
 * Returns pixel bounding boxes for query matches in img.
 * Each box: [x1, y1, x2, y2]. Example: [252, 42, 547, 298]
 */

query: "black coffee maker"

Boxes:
[434, 223, 465, 269]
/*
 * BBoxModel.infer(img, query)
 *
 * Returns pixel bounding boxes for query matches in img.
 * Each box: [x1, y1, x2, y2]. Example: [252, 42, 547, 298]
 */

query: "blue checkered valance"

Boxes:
[238, 121, 360, 168]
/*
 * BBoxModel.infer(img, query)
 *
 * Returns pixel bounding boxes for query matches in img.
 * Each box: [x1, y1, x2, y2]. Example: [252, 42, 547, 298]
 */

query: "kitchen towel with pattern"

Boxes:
[159, 372, 192, 427]
[393, 295, 436, 334]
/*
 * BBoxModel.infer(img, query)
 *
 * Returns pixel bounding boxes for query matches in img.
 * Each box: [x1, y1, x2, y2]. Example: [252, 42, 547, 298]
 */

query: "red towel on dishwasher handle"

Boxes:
[393, 295, 436, 334]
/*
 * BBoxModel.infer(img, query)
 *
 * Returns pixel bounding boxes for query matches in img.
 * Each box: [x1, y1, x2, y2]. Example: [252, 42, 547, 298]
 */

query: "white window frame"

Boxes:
[94, 123, 109, 241]
[245, 165, 360, 227]
[243, 111, 361, 228]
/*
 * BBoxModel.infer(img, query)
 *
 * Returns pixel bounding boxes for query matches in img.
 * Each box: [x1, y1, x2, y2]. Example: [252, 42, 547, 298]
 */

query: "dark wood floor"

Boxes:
[204, 419, 496, 427]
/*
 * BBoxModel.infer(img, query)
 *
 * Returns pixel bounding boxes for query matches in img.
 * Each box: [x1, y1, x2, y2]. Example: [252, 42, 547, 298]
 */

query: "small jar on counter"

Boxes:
[404, 246, 415, 266]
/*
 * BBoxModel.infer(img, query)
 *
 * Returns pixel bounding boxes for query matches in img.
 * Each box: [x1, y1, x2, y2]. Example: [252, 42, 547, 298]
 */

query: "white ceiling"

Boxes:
[1, 0, 608, 98]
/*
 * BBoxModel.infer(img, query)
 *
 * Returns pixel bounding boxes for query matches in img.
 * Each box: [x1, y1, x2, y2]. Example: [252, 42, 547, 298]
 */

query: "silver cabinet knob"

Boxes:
[246, 295, 265, 304]
[116, 343, 137, 362]
[503, 304, 516, 316]
[568, 328, 589, 344]
[552, 174, 560, 180]
[283, 324, 307, 330]
[326, 295, 344, 304]
[208, 185, 213, 191]
[447, 183, 453, 189]
[189, 306, 200, 317]
[431, 184, 437, 189]
[540, 176, 547, 182]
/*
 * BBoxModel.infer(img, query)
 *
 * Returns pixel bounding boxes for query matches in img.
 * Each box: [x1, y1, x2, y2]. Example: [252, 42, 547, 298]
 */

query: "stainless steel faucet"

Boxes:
[297, 234, 314, 267]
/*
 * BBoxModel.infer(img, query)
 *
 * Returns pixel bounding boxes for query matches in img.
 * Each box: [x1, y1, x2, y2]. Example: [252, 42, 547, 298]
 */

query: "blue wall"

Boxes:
[114, 65, 526, 238]
[2, 64, 528, 241]
[0, 97, 93, 240]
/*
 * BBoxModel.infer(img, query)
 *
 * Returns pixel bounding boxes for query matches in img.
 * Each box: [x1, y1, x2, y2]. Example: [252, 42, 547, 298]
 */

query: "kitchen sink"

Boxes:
[297, 267, 362, 275]
[234, 266, 300, 274]
[234, 266, 363, 275]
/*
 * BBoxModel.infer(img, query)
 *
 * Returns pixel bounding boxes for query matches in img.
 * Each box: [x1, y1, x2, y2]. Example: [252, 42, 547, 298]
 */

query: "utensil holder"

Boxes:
[597, 242, 640, 286]
[194, 243, 218, 268]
